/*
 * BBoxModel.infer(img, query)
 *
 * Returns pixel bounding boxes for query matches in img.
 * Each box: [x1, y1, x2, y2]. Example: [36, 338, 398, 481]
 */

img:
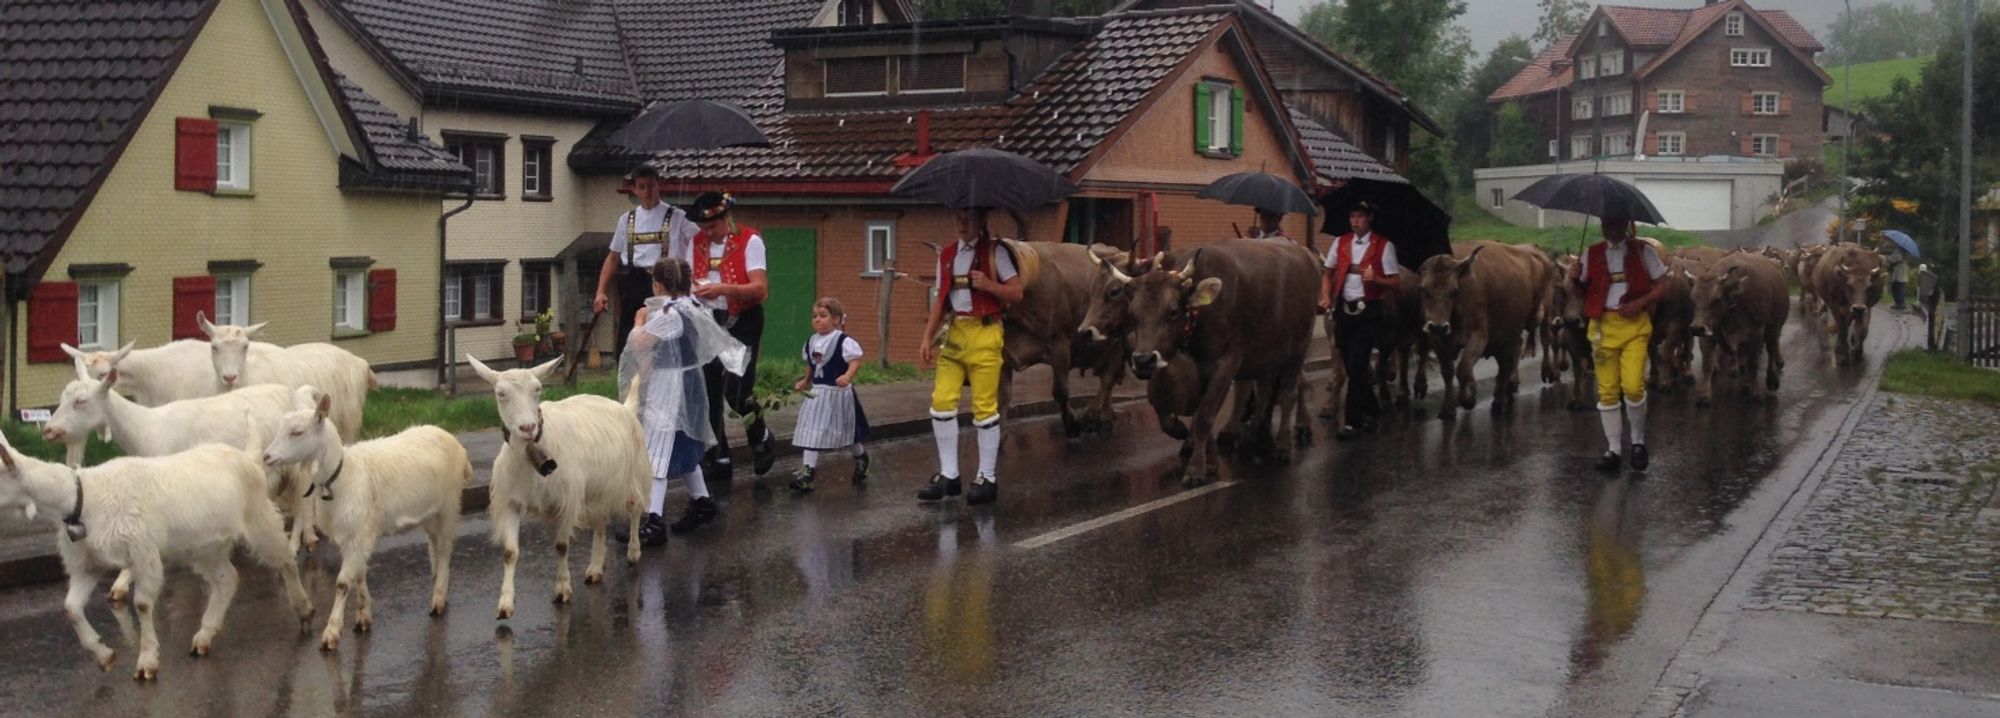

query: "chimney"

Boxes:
[894, 110, 937, 167]
[405, 117, 421, 142]
[1009, 0, 1051, 16]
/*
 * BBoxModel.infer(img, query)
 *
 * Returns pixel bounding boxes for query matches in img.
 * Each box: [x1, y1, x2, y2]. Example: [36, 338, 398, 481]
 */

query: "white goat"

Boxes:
[0, 440, 314, 680]
[202, 316, 374, 442]
[468, 355, 647, 619]
[262, 387, 469, 651]
[61, 316, 279, 406]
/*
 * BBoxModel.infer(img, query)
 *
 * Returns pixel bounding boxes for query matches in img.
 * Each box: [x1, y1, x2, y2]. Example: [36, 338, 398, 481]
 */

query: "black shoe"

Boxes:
[788, 467, 817, 493]
[916, 475, 961, 502]
[1630, 444, 1650, 471]
[852, 453, 871, 485]
[669, 497, 718, 534]
[752, 429, 777, 476]
[708, 455, 734, 479]
[1336, 425, 1365, 440]
[966, 478, 997, 505]
[615, 512, 663, 545]
[1595, 451, 1623, 474]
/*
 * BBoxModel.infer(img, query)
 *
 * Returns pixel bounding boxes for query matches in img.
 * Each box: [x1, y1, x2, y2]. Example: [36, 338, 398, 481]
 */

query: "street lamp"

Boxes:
[1957, 0, 1976, 360]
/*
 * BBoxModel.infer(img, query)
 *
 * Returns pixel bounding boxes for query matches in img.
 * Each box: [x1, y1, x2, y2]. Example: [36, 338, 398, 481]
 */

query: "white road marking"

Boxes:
[1014, 481, 1239, 550]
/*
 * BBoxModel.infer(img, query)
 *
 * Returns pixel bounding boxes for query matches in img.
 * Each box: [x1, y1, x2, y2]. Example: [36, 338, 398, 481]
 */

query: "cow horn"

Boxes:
[1838, 262, 1851, 272]
[1173, 249, 1201, 279]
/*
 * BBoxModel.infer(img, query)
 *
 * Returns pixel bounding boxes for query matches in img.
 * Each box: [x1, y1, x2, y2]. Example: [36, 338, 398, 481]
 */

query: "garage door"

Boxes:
[1632, 179, 1733, 231]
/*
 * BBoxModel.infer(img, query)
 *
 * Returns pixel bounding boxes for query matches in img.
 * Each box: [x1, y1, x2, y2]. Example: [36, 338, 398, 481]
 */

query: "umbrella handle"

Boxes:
[1231, 222, 1242, 239]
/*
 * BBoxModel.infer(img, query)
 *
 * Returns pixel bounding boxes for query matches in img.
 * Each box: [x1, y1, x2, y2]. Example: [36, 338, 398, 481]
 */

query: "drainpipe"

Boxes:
[439, 184, 474, 393]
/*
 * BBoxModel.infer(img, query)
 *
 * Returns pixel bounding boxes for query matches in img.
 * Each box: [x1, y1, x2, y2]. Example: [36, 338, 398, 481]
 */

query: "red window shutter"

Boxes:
[1779, 95, 1792, 116]
[27, 282, 79, 363]
[1739, 93, 1754, 114]
[1778, 137, 1794, 157]
[171, 275, 216, 340]
[1645, 131, 1660, 154]
[175, 117, 218, 192]
[367, 268, 397, 332]
[1685, 93, 1699, 112]
[1740, 135, 1754, 155]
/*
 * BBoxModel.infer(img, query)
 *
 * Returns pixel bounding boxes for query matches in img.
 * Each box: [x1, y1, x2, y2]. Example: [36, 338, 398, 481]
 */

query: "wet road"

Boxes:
[0, 311, 1910, 717]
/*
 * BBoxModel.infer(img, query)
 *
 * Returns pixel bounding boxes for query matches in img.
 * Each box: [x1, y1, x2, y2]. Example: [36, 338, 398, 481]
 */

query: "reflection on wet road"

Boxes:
[0, 311, 1907, 717]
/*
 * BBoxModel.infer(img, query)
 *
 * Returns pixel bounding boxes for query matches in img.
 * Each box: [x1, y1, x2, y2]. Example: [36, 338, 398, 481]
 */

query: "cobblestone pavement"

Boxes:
[1745, 393, 2000, 624]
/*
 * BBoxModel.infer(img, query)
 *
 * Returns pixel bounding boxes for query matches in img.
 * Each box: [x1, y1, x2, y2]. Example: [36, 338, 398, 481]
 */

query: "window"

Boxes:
[334, 271, 366, 332]
[1599, 52, 1623, 76]
[1725, 12, 1745, 37]
[1658, 132, 1686, 156]
[1605, 133, 1632, 156]
[1193, 81, 1242, 157]
[900, 55, 966, 94]
[1604, 92, 1632, 117]
[1491, 188, 1504, 209]
[1209, 82, 1232, 153]
[838, 0, 870, 25]
[1752, 92, 1780, 115]
[1572, 135, 1593, 159]
[213, 275, 251, 326]
[521, 140, 552, 199]
[1548, 139, 1559, 158]
[864, 221, 896, 275]
[1597, 21, 1607, 38]
[215, 121, 251, 192]
[1573, 98, 1594, 120]
[1731, 48, 1772, 67]
[1579, 56, 1598, 80]
[825, 57, 888, 96]
[445, 136, 504, 196]
[1384, 130, 1397, 164]
[520, 262, 554, 320]
[443, 276, 461, 321]
[76, 281, 119, 350]
[445, 264, 505, 323]
[1751, 134, 1780, 157]
[1658, 90, 1686, 113]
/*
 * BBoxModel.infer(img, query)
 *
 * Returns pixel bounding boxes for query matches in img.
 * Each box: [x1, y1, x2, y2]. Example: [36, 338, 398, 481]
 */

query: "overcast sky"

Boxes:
[1264, 0, 1927, 56]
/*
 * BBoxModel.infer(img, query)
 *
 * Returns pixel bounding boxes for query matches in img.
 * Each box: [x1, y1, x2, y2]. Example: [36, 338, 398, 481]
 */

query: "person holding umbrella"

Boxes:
[1570, 218, 1670, 473]
[1318, 200, 1400, 439]
[916, 208, 1022, 505]
[594, 165, 699, 357]
[1250, 209, 1294, 244]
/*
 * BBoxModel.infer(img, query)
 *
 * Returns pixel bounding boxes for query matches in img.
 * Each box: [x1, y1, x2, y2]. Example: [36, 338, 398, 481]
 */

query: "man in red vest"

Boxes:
[675, 191, 771, 533]
[1318, 200, 1400, 439]
[1569, 218, 1669, 473]
[916, 208, 1023, 506]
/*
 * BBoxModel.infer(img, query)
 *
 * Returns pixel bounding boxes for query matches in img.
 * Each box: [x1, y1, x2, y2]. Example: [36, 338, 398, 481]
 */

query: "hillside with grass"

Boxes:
[1824, 55, 1932, 109]
[1449, 196, 1708, 253]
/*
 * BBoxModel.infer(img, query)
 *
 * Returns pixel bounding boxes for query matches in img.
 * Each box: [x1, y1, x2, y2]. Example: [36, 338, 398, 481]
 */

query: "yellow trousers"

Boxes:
[932, 317, 1005, 423]
[1590, 312, 1651, 407]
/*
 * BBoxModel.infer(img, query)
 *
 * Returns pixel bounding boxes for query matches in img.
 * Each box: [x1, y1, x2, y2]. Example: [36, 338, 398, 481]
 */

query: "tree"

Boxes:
[1486, 102, 1540, 168]
[1297, 0, 1471, 110]
[1823, 3, 1935, 65]
[1533, 0, 1592, 49]
[1445, 35, 1534, 179]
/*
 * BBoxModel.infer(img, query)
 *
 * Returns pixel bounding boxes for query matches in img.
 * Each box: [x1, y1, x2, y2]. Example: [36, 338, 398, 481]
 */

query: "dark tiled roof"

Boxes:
[997, 11, 1222, 171]
[1759, 10, 1822, 53]
[617, 0, 823, 103]
[335, 75, 466, 178]
[1487, 35, 1574, 102]
[326, 0, 639, 111]
[1289, 108, 1405, 186]
[0, 0, 216, 275]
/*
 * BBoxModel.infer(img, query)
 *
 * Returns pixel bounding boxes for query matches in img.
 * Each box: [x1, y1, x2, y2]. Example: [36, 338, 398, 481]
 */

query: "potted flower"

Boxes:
[512, 332, 539, 363]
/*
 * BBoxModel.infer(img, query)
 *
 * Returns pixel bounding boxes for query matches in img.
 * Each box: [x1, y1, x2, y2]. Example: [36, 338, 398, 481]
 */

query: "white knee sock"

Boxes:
[975, 417, 1001, 481]
[678, 471, 709, 500]
[649, 476, 669, 514]
[1625, 398, 1648, 445]
[1598, 403, 1624, 453]
[932, 410, 960, 479]
[801, 449, 820, 468]
[851, 443, 867, 457]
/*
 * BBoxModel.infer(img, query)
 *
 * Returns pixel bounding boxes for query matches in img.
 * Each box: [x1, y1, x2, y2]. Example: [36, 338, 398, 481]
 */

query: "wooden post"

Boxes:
[877, 258, 895, 368]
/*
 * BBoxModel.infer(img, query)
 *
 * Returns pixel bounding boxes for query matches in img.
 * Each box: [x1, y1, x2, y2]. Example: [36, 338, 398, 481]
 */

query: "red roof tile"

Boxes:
[1492, 1, 1825, 103]
[1600, 5, 1689, 46]
[1488, 35, 1574, 102]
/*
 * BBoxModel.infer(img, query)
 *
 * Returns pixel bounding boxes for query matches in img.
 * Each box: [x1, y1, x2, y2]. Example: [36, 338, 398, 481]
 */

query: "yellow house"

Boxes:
[0, 0, 468, 415]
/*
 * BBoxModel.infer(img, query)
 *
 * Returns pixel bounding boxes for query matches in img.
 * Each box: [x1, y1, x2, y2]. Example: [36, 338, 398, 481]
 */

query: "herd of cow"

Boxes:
[989, 235, 1890, 483]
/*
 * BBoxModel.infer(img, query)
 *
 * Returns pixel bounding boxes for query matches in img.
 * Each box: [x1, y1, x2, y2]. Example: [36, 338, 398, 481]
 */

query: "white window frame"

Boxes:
[1571, 135, 1594, 159]
[521, 144, 547, 198]
[1597, 21, 1607, 38]
[1731, 48, 1772, 68]
[1725, 12, 1745, 37]
[213, 275, 251, 327]
[1548, 140, 1559, 158]
[1579, 56, 1598, 80]
[334, 271, 366, 332]
[1491, 188, 1505, 209]
[897, 55, 968, 95]
[1658, 90, 1686, 114]
[1605, 133, 1632, 156]
[1207, 82, 1232, 153]
[1573, 98, 1595, 120]
[864, 221, 896, 276]
[215, 121, 251, 192]
[823, 57, 889, 98]
[1605, 92, 1633, 117]
[1599, 52, 1623, 76]
[1752, 91, 1781, 115]
[443, 275, 462, 321]
[1751, 134, 1780, 157]
[76, 280, 119, 351]
[1658, 132, 1686, 156]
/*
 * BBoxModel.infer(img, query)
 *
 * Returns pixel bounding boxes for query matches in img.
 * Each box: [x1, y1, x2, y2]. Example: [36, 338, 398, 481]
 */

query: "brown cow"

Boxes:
[1689, 253, 1789, 405]
[1647, 259, 1699, 391]
[1793, 244, 1829, 317]
[1112, 240, 1319, 483]
[1416, 241, 1553, 420]
[1808, 244, 1885, 365]
[1673, 245, 1729, 265]
[1550, 254, 1597, 411]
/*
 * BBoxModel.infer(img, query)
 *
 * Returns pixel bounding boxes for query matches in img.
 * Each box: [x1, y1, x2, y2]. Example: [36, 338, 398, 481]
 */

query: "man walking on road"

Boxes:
[916, 208, 1022, 506]
[595, 165, 698, 356]
[1572, 218, 1670, 473]
[1319, 200, 1399, 439]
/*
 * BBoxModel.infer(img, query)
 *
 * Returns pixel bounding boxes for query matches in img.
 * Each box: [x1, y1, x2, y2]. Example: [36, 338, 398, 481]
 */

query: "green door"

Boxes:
[759, 227, 818, 365]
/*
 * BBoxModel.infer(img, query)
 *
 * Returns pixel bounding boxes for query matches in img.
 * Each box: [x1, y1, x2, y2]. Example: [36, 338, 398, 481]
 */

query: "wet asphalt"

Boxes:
[0, 310, 1907, 717]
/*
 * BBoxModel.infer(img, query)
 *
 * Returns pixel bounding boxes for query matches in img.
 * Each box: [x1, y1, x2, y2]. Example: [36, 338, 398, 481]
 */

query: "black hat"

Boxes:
[1348, 199, 1378, 215]
[688, 191, 734, 221]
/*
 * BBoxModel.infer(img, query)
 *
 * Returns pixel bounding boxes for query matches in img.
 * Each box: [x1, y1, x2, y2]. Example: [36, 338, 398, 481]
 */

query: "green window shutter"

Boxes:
[1193, 83, 1212, 153]
[1229, 87, 1245, 156]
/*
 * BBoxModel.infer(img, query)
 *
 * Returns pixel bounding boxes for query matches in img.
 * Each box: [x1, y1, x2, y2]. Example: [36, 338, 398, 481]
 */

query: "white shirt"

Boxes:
[1601, 241, 1669, 309]
[937, 238, 1019, 313]
[692, 232, 768, 312]
[807, 331, 864, 365]
[1322, 232, 1400, 302]
[608, 203, 698, 269]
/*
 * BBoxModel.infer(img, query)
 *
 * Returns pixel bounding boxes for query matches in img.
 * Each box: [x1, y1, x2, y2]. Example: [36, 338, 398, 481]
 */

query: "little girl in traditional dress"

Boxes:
[788, 297, 871, 492]
[618, 258, 747, 544]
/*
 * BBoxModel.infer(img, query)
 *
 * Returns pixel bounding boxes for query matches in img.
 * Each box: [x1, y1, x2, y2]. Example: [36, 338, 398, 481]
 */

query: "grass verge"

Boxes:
[1880, 348, 2000, 406]
[1451, 195, 1709, 252]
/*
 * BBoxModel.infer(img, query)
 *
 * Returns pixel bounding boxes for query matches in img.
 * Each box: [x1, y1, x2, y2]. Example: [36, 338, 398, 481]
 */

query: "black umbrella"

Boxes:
[1196, 171, 1317, 215]
[889, 148, 1079, 210]
[1509, 173, 1665, 224]
[609, 99, 770, 152]
[1319, 178, 1454, 272]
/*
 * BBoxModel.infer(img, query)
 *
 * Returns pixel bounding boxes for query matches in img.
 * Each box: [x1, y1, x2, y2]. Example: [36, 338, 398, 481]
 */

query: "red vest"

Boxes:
[938, 238, 1007, 318]
[1329, 233, 1391, 302]
[695, 224, 758, 316]
[1583, 240, 1655, 319]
